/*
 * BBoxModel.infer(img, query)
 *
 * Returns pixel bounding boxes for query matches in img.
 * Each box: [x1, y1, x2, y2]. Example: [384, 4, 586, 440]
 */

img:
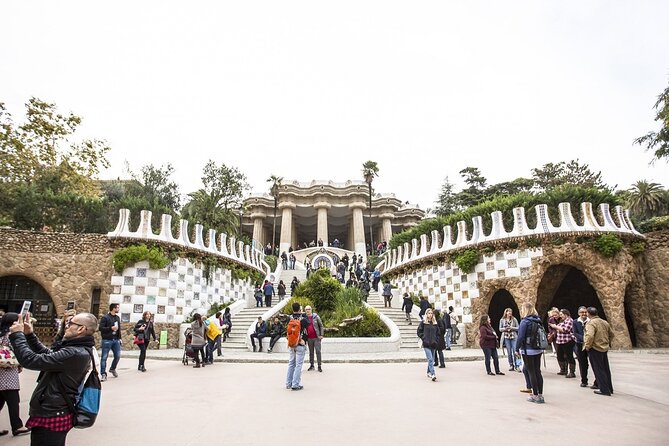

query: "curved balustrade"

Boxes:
[381, 202, 642, 274]
[107, 209, 267, 273]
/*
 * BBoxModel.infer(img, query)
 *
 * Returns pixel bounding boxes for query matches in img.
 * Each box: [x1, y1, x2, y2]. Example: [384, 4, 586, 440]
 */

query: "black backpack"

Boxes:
[526, 320, 549, 350]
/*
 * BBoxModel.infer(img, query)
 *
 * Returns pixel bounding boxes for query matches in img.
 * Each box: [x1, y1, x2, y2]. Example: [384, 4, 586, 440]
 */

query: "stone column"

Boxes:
[251, 214, 265, 249]
[315, 202, 330, 246]
[279, 203, 295, 255]
[350, 202, 367, 257]
[382, 217, 393, 243]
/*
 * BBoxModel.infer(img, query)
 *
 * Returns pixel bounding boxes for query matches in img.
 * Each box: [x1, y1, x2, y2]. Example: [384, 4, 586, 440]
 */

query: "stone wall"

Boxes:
[0, 228, 114, 316]
[93, 322, 183, 349]
[642, 231, 669, 346]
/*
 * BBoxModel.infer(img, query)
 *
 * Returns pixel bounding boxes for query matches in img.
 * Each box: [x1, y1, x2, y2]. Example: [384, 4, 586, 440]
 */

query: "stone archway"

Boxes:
[487, 289, 520, 337]
[537, 266, 607, 322]
[0, 275, 57, 341]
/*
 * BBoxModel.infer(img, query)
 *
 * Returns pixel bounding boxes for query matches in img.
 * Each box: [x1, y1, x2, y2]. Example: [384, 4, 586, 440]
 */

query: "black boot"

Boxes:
[566, 362, 576, 378]
[557, 361, 567, 375]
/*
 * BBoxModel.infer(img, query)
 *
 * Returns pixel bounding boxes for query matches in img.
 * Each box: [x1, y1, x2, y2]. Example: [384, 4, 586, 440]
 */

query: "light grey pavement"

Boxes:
[6, 349, 669, 446]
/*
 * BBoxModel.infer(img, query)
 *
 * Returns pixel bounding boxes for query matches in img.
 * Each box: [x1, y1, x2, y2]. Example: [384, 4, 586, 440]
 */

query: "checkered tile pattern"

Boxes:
[394, 248, 543, 323]
[109, 258, 254, 323]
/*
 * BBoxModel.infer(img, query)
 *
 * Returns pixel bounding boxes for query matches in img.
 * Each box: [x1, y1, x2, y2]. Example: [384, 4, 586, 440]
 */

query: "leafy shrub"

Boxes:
[332, 307, 390, 338]
[264, 255, 278, 272]
[366, 255, 382, 271]
[293, 268, 341, 313]
[281, 296, 314, 315]
[455, 249, 479, 273]
[629, 241, 646, 255]
[594, 234, 623, 258]
[638, 215, 669, 233]
[525, 238, 541, 248]
[112, 244, 170, 273]
[551, 238, 565, 246]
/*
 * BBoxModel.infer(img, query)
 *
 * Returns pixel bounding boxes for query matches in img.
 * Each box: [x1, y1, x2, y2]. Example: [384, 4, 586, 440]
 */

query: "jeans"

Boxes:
[265, 295, 272, 307]
[423, 348, 435, 376]
[206, 337, 217, 363]
[269, 334, 282, 350]
[523, 353, 544, 395]
[482, 347, 500, 373]
[307, 338, 322, 367]
[503, 338, 519, 367]
[286, 345, 307, 388]
[445, 328, 452, 348]
[214, 334, 222, 356]
[575, 343, 589, 384]
[250, 333, 265, 350]
[101, 339, 121, 375]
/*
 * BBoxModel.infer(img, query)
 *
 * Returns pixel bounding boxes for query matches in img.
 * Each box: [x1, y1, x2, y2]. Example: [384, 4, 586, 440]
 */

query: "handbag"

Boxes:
[0, 346, 19, 368]
[133, 333, 145, 345]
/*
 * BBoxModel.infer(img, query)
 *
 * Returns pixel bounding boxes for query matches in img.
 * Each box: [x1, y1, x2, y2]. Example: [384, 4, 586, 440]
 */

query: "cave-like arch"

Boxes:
[488, 289, 520, 337]
[536, 266, 606, 321]
[0, 275, 57, 341]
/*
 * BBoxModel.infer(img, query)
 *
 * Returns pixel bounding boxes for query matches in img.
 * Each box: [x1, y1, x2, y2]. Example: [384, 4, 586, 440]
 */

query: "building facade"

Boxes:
[241, 180, 424, 256]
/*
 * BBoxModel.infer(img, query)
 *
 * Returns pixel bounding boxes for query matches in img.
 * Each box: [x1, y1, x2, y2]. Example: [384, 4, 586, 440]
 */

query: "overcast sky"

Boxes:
[2, 1, 668, 210]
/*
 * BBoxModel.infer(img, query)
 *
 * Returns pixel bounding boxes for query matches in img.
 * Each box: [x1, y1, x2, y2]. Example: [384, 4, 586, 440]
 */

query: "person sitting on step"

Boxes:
[250, 316, 267, 352]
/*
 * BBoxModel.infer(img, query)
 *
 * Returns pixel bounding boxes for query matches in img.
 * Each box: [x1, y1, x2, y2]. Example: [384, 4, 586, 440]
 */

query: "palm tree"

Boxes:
[362, 161, 379, 254]
[267, 175, 283, 254]
[626, 180, 666, 220]
[182, 189, 238, 237]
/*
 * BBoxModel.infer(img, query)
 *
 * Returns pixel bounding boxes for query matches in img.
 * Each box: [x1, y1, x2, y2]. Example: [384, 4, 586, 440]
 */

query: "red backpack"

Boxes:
[286, 317, 302, 348]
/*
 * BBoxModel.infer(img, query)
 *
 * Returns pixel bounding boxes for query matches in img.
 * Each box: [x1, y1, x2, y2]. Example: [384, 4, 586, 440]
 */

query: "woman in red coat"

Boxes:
[479, 314, 504, 376]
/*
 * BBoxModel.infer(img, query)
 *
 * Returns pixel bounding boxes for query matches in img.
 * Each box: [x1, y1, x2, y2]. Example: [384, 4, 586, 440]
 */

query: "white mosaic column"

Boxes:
[315, 202, 330, 246]
[279, 203, 295, 255]
[350, 203, 367, 256]
[252, 215, 265, 248]
[382, 217, 393, 243]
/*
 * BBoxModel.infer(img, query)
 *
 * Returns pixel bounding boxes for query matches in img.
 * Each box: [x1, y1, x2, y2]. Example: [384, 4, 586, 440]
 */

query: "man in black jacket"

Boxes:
[10, 311, 98, 445]
[99, 303, 121, 381]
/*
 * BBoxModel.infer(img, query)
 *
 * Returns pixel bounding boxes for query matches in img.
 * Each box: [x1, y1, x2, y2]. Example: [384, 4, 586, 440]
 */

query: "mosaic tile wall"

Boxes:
[394, 248, 543, 323]
[109, 258, 254, 324]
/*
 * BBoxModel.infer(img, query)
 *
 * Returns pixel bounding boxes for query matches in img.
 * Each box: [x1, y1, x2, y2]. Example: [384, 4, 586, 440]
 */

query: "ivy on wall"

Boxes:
[112, 242, 264, 284]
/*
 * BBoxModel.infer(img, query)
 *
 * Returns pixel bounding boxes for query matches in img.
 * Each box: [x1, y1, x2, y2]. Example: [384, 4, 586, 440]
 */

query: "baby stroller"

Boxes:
[182, 327, 196, 365]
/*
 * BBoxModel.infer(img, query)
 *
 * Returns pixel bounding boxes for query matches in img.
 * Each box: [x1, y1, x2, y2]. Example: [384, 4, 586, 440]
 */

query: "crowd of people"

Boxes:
[0, 284, 617, 444]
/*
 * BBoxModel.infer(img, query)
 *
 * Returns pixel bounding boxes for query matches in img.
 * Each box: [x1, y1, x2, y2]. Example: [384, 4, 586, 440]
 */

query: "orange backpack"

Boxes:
[286, 317, 302, 348]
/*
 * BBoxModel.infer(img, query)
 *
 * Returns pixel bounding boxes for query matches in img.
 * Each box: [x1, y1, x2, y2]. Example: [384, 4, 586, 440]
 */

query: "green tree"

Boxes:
[626, 180, 666, 220]
[435, 176, 459, 216]
[635, 81, 669, 162]
[0, 98, 110, 231]
[181, 160, 249, 237]
[531, 160, 606, 191]
[455, 166, 488, 208]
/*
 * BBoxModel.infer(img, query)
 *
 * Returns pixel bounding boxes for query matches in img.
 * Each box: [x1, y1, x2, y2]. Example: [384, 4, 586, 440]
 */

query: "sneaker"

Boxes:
[286, 385, 291, 389]
[520, 388, 532, 393]
[432, 375, 437, 382]
[580, 383, 588, 387]
[495, 371, 505, 375]
[267, 349, 272, 353]
[101, 374, 107, 382]
[291, 385, 304, 391]
[535, 395, 545, 404]
[318, 366, 322, 372]
[307, 366, 315, 371]
[526, 395, 538, 403]
[110, 370, 118, 378]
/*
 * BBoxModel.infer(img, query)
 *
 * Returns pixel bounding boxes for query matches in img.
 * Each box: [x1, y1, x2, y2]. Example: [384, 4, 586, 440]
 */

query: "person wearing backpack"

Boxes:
[285, 302, 308, 391]
[515, 302, 546, 404]
[382, 281, 393, 308]
[9, 311, 98, 445]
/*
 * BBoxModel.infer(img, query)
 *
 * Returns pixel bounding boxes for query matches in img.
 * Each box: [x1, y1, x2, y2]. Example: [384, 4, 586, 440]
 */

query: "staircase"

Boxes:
[221, 266, 307, 352]
[366, 289, 422, 351]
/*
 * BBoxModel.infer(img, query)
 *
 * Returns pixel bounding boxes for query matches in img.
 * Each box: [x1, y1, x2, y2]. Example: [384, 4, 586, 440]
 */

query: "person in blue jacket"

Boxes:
[516, 302, 546, 404]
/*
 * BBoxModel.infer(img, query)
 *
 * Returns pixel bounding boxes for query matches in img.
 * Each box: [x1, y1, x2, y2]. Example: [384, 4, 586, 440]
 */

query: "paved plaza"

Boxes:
[6, 351, 669, 446]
